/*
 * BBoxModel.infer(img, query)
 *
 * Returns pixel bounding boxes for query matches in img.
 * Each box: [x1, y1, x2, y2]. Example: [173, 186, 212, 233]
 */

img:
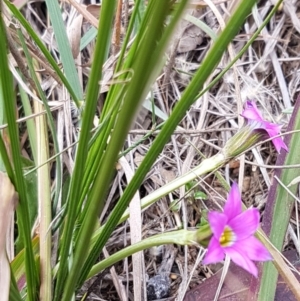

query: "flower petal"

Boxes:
[207, 211, 227, 239]
[241, 101, 288, 153]
[241, 101, 264, 122]
[224, 246, 259, 277]
[203, 237, 224, 264]
[264, 121, 282, 133]
[223, 182, 242, 219]
[232, 236, 272, 262]
[271, 136, 288, 153]
[263, 123, 288, 153]
[228, 208, 260, 240]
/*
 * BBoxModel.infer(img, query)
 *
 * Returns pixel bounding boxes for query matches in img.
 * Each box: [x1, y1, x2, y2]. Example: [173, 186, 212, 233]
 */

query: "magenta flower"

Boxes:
[203, 183, 272, 277]
[241, 100, 288, 153]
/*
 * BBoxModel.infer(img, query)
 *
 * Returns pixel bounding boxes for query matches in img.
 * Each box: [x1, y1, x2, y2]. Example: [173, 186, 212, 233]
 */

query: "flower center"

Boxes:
[219, 226, 236, 247]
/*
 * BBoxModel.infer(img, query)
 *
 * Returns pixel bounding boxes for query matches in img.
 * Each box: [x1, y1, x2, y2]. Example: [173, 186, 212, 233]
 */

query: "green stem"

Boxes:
[88, 225, 211, 279]
[120, 153, 226, 225]
[91, 127, 259, 246]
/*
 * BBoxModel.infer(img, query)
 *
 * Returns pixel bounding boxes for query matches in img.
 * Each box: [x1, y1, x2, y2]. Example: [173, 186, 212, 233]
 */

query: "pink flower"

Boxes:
[241, 100, 288, 153]
[203, 183, 272, 277]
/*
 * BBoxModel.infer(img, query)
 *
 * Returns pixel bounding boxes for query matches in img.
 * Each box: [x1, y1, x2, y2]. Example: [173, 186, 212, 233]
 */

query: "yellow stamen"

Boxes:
[219, 226, 236, 247]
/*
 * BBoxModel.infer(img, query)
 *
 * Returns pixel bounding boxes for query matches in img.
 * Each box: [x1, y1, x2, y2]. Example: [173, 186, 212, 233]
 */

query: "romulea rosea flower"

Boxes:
[222, 100, 288, 158]
[241, 100, 288, 153]
[203, 183, 272, 277]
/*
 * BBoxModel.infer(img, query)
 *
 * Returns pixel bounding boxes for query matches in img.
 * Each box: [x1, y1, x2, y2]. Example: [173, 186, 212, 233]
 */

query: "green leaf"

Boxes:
[82, 0, 258, 288]
[54, 1, 118, 300]
[3, 0, 82, 108]
[0, 14, 38, 300]
[184, 14, 218, 41]
[44, 0, 83, 100]
[258, 96, 300, 300]
[80, 27, 97, 51]
[77, 0, 189, 288]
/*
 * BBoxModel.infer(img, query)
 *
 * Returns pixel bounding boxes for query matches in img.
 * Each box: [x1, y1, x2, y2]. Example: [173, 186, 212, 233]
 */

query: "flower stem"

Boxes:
[123, 153, 226, 223]
[88, 225, 211, 279]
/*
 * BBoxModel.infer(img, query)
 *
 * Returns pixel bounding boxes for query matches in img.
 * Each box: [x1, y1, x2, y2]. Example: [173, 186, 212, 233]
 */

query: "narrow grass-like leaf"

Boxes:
[143, 96, 169, 121]
[75, 0, 145, 226]
[80, 27, 97, 51]
[16, 26, 62, 248]
[0, 67, 5, 172]
[11, 236, 39, 284]
[54, 1, 117, 300]
[9, 275, 22, 301]
[114, 0, 142, 73]
[0, 133, 14, 178]
[17, 34, 54, 299]
[195, 0, 283, 101]
[0, 14, 38, 300]
[184, 14, 217, 41]
[256, 229, 300, 300]
[78, 0, 189, 286]
[88, 2, 284, 284]
[44, 0, 83, 100]
[77, 0, 147, 209]
[256, 94, 300, 300]
[3, 0, 81, 108]
[18, 82, 37, 163]
[84, 0, 258, 287]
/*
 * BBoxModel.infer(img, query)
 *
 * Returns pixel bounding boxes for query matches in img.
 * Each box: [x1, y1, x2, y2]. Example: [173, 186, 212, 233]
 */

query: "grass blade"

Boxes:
[44, 0, 83, 100]
[85, 0, 258, 288]
[0, 13, 38, 300]
[54, 1, 117, 300]
[255, 94, 300, 300]
[77, 0, 190, 287]
[3, 0, 82, 108]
